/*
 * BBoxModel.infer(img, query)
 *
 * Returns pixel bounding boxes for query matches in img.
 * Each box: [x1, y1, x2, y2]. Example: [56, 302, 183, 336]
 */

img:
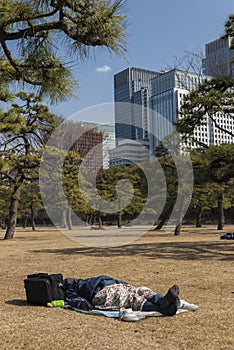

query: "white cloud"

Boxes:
[96, 65, 112, 73]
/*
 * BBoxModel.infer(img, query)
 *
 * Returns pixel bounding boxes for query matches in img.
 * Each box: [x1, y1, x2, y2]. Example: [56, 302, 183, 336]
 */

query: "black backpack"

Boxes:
[24, 273, 65, 306]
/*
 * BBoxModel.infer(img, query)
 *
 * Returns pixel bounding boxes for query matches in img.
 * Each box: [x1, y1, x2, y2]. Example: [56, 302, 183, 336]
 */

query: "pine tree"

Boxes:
[18, 182, 44, 230]
[0, 0, 127, 102]
[0, 182, 10, 228]
[225, 14, 234, 38]
[0, 92, 57, 239]
[96, 165, 148, 228]
[190, 145, 234, 230]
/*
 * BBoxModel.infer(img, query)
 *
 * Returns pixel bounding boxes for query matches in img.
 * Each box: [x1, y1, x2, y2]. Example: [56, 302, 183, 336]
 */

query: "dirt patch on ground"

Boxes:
[0, 225, 234, 350]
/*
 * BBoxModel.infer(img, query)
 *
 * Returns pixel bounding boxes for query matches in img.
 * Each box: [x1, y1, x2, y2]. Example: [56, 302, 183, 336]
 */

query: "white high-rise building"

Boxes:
[150, 69, 234, 151]
[109, 139, 150, 167]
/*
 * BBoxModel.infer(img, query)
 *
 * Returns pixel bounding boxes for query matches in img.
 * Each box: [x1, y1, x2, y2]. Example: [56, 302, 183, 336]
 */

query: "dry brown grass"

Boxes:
[0, 225, 234, 350]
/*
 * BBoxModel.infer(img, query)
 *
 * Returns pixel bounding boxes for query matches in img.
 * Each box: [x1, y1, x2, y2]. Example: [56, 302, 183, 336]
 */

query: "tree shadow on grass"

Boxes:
[31, 240, 234, 261]
[5, 300, 28, 306]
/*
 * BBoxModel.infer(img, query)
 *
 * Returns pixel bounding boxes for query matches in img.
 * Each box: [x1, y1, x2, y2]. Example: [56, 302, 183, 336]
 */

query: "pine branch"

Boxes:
[1, 21, 64, 41]
[0, 171, 16, 182]
[208, 113, 234, 138]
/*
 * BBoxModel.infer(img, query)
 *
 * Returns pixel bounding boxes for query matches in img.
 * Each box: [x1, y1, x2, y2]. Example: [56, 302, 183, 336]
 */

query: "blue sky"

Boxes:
[51, 0, 234, 119]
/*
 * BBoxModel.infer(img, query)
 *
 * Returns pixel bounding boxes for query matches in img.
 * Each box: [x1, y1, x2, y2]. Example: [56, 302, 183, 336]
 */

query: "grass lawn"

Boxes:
[0, 225, 234, 350]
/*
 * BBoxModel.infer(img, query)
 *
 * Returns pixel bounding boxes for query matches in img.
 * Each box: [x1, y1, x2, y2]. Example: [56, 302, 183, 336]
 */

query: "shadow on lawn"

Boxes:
[5, 300, 28, 306]
[31, 240, 234, 261]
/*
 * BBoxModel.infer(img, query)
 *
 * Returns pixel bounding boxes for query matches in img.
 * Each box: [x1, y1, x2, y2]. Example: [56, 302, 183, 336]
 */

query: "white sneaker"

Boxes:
[179, 299, 198, 311]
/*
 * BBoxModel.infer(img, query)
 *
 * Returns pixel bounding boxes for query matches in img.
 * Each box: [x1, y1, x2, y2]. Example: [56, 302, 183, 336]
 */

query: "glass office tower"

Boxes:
[203, 34, 234, 77]
[114, 67, 160, 145]
[150, 69, 200, 149]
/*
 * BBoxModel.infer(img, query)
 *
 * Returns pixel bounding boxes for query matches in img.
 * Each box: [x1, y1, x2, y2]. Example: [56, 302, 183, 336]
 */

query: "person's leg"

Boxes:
[146, 293, 164, 306]
[142, 300, 164, 312]
[142, 285, 180, 316]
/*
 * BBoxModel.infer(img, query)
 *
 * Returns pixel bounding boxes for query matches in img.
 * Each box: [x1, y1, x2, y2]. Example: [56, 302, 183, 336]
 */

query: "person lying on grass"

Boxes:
[64, 275, 198, 316]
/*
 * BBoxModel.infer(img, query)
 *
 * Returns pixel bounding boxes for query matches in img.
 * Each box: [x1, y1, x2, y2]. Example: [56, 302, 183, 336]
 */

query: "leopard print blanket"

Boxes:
[92, 284, 157, 311]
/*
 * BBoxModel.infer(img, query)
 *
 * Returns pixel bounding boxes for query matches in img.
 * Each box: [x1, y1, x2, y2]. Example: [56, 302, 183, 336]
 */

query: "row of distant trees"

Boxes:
[1, 141, 234, 233]
[155, 143, 234, 233]
[0, 2, 233, 239]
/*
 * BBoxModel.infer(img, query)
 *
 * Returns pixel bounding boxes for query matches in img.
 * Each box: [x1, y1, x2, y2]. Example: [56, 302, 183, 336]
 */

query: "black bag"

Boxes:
[24, 273, 65, 306]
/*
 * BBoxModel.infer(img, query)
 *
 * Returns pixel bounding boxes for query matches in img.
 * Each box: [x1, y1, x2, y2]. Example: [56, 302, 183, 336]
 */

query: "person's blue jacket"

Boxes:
[64, 275, 126, 309]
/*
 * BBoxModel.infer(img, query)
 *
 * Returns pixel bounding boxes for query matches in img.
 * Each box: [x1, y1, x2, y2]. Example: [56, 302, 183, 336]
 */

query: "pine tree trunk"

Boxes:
[96, 210, 103, 228]
[155, 215, 168, 230]
[174, 197, 186, 236]
[98, 215, 103, 229]
[4, 184, 23, 239]
[217, 194, 224, 230]
[67, 207, 73, 230]
[23, 216, 28, 228]
[1, 219, 6, 229]
[154, 202, 174, 230]
[90, 214, 95, 225]
[174, 222, 182, 236]
[196, 204, 202, 228]
[31, 204, 36, 231]
[61, 208, 68, 228]
[117, 213, 122, 228]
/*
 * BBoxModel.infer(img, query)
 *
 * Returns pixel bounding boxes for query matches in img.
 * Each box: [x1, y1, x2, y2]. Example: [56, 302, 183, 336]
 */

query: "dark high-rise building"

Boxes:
[114, 67, 160, 145]
[203, 34, 234, 77]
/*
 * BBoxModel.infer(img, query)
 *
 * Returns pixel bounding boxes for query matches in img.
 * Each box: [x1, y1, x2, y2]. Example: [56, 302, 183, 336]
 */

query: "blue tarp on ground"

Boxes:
[63, 303, 192, 322]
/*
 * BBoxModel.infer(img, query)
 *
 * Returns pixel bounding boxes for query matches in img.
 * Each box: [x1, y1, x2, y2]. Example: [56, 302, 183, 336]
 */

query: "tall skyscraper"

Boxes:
[112, 65, 234, 166]
[151, 69, 201, 149]
[114, 67, 160, 145]
[203, 34, 234, 77]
